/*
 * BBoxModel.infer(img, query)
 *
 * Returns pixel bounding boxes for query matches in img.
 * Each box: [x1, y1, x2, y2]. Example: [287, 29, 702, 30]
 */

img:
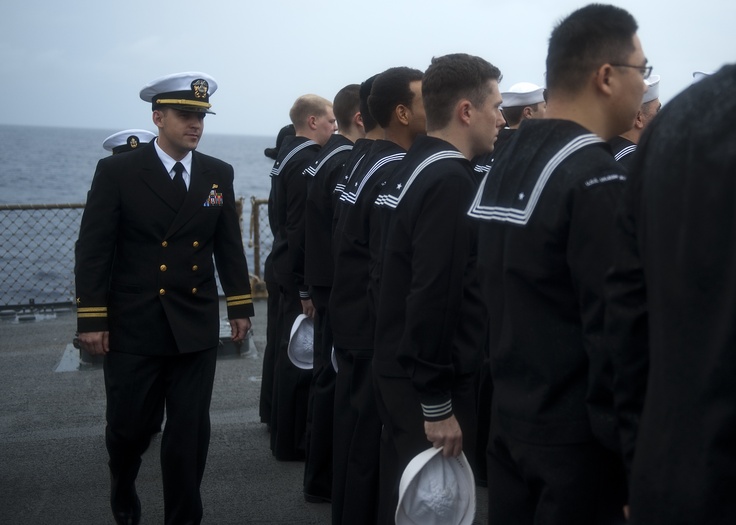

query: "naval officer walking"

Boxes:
[75, 71, 254, 525]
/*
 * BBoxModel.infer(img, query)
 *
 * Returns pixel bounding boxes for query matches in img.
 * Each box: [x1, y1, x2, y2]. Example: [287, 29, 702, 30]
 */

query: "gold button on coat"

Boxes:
[192, 241, 200, 248]
[192, 288, 198, 294]
[161, 241, 168, 247]
[159, 289, 166, 295]
[192, 265, 198, 271]
[160, 265, 167, 272]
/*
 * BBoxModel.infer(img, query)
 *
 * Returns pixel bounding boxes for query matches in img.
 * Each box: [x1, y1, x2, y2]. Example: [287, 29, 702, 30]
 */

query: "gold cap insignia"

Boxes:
[192, 79, 209, 99]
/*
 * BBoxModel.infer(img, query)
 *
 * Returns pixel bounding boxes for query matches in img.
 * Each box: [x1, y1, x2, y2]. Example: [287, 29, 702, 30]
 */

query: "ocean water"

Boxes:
[0, 124, 278, 308]
[0, 124, 275, 204]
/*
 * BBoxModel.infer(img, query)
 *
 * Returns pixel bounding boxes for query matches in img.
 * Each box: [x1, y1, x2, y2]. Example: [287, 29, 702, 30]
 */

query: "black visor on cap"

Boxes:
[152, 89, 213, 113]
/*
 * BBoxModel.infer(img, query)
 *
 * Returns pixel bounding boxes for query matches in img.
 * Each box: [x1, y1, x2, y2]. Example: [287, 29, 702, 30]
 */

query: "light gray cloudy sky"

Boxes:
[2, 0, 733, 137]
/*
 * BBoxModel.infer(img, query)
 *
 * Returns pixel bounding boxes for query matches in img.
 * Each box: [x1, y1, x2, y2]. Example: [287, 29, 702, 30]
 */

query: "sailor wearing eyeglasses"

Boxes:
[469, 4, 648, 522]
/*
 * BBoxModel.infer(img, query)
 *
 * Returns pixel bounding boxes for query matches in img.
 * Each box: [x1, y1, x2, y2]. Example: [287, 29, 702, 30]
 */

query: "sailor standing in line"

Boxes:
[75, 71, 254, 525]
[372, 54, 504, 524]
[497, 81, 546, 143]
[260, 123, 296, 428]
[267, 94, 336, 461]
[330, 66, 426, 525]
[609, 75, 661, 170]
[302, 83, 364, 503]
[472, 81, 546, 178]
[468, 5, 647, 522]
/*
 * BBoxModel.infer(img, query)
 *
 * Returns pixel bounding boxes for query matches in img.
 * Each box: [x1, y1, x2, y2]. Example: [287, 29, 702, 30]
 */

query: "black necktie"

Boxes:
[172, 162, 187, 206]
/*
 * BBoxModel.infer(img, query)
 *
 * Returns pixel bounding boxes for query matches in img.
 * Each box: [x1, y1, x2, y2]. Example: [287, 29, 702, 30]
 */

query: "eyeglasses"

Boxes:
[610, 64, 653, 80]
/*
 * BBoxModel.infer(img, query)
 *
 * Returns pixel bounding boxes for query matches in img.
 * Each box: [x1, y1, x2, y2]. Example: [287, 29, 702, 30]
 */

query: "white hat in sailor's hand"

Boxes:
[396, 447, 476, 525]
[102, 129, 157, 154]
[287, 314, 314, 369]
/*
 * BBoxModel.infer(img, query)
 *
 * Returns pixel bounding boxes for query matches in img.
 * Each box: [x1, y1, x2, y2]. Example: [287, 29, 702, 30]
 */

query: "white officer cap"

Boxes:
[102, 129, 157, 154]
[501, 82, 546, 108]
[140, 72, 218, 114]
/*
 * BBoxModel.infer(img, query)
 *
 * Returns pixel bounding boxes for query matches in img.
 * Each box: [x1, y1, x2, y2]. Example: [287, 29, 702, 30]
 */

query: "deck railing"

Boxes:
[0, 198, 271, 311]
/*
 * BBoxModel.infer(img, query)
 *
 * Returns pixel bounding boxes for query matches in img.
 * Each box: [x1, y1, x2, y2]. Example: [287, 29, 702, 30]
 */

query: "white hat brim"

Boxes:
[287, 314, 314, 369]
[396, 447, 476, 525]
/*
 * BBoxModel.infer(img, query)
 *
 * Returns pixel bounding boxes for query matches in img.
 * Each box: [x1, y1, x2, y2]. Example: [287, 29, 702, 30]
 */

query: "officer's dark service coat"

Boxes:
[75, 141, 254, 355]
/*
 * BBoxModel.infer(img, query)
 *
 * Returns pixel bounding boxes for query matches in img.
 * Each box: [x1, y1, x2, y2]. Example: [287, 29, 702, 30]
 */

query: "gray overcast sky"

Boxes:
[2, 0, 733, 137]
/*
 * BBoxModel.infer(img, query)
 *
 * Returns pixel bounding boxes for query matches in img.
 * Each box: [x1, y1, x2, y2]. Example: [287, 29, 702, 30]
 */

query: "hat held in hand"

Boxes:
[396, 447, 475, 525]
[287, 314, 314, 369]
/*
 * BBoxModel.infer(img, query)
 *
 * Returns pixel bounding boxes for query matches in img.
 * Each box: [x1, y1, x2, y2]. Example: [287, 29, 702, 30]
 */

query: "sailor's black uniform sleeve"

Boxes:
[567, 165, 627, 451]
[396, 171, 475, 421]
[605, 167, 648, 476]
[285, 163, 310, 298]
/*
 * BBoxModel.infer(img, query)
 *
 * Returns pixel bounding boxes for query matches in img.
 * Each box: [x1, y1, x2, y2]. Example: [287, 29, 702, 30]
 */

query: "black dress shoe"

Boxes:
[113, 503, 140, 525]
[111, 481, 141, 525]
[304, 492, 331, 504]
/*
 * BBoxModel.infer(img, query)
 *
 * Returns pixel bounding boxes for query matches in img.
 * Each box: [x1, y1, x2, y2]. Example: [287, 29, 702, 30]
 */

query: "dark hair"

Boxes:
[367, 67, 424, 128]
[333, 84, 361, 132]
[546, 3, 638, 94]
[264, 123, 295, 159]
[422, 53, 502, 131]
[359, 75, 379, 133]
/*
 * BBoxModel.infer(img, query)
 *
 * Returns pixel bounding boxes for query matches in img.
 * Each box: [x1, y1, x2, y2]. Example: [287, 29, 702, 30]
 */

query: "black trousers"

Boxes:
[104, 347, 217, 525]
[373, 371, 478, 525]
[270, 285, 312, 460]
[487, 427, 627, 525]
[259, 277, 281, 425]
[331, 347, 382, 525]
[303, 286, 336, 499]
[475, 356, 492, 486]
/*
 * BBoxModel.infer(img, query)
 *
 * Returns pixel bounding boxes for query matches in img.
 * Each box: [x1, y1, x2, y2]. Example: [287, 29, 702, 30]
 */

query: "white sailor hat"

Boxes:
[396, 447, 476, 525]
[140, 71, 218, 114]
[501, 82, 546, 107]
[692, 70, 713, 83]
[287, 314, 314, 369]
[642, 75, 660, 104]
[102, 129, 157, 154]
